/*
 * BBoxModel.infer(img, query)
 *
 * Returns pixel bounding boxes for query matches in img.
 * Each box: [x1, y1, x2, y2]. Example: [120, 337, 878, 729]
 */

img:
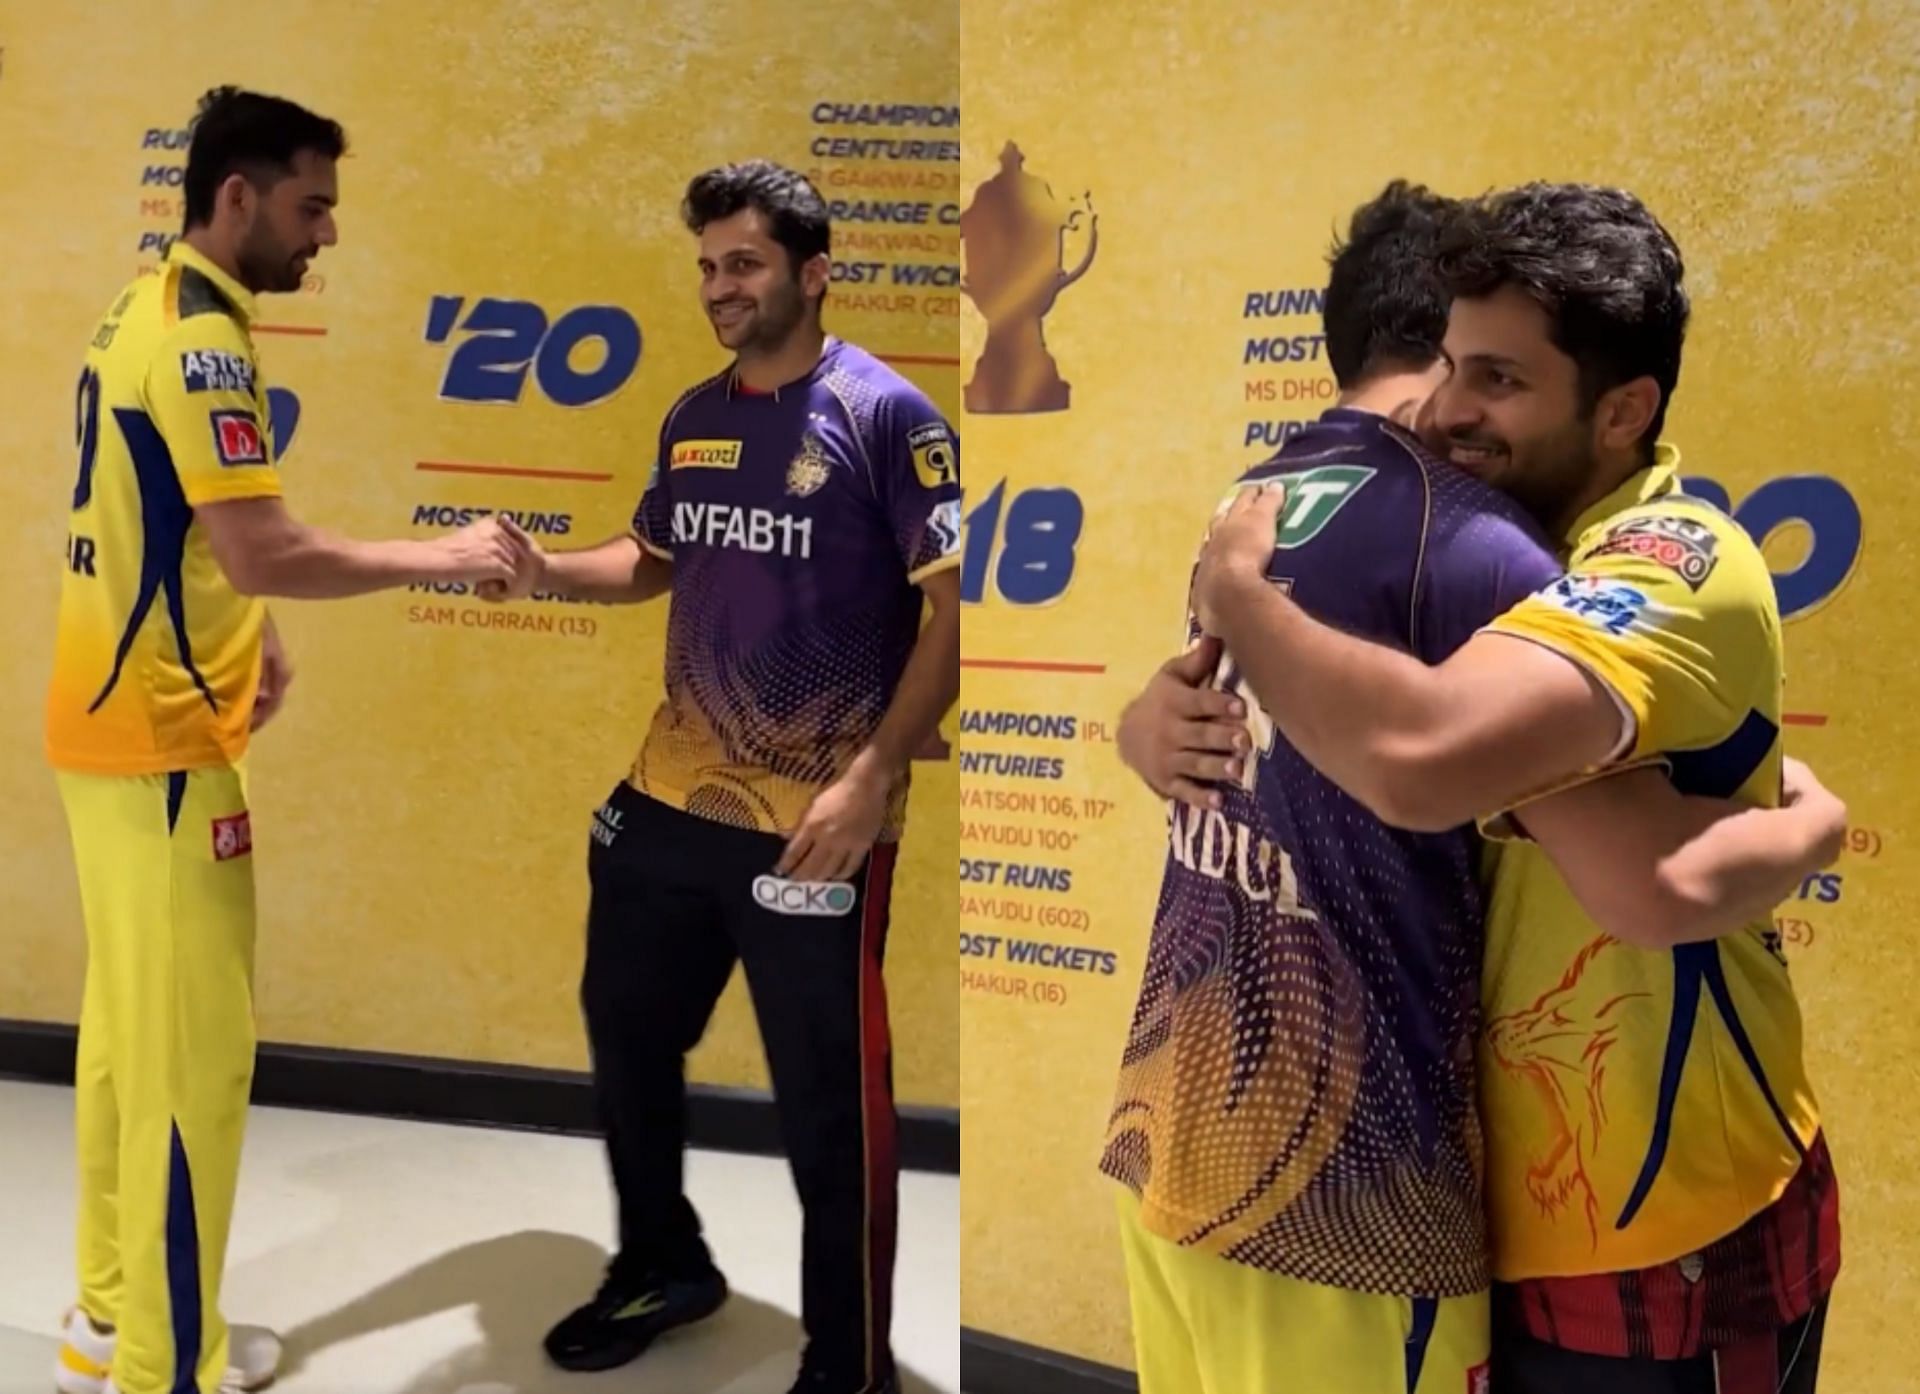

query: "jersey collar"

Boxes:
[166, 241, 259, 325]
[725, 334, 839, 401]
[1562, 441, 1683, 546]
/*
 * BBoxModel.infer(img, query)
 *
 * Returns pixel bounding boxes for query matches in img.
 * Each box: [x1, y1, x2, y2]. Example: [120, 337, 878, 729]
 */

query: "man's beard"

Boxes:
[732, 282, 808, 355]
[1500, 423, 1600, 536]
[237, 225, 302, 294]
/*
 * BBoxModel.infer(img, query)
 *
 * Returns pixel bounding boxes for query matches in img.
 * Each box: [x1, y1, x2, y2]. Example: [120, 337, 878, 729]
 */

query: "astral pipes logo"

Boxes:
[753, 876, 856, 917]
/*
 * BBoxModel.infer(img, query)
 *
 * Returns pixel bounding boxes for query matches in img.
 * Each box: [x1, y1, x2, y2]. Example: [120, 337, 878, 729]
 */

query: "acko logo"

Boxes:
[752, 876, 857, 917]
[425, 295, 642, 407]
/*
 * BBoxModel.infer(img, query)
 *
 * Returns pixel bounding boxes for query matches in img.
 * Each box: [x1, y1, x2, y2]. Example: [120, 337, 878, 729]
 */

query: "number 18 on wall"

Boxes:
[961, 481, 1085, 607]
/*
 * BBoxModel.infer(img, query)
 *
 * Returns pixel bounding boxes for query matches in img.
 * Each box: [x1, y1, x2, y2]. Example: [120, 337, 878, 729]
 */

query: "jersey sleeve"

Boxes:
[629, 415, 675, 560]
[1414, 511, 1564, 663]
[143, 320, 282, 506]
[1483, 502, 1772, 766]
[874, 386, 962, 583]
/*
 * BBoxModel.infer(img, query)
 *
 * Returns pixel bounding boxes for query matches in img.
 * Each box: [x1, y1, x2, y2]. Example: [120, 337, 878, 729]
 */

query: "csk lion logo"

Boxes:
[1484, 935, 1652, 1250]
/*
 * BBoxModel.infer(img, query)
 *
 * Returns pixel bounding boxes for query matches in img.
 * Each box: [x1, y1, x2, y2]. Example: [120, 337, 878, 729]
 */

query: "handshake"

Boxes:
[432, 516, 548, 602]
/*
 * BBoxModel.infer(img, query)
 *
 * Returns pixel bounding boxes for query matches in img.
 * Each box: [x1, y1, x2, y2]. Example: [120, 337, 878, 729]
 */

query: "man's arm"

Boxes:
[1195, 483, 1622, 831]
[198, 496, 518, 600]
[776, 567, 960, 881]
[1516, 758, 1847, 948]
[856, 564, 961, 777]
[486, 527, 672, 605]
[251, 609, 294, 731]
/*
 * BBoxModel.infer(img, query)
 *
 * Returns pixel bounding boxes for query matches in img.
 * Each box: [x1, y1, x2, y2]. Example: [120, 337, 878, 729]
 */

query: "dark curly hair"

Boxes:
[1440, 182, 1689, 456]
[682, 160, 831, 283]
[183, 86, 346, 232]
[1322, 180, 1461, 388]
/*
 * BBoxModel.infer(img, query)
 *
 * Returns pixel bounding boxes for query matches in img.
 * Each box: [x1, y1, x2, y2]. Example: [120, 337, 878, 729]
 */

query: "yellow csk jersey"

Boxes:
[45, 242, 283, 775]
[1475, 445, 1820, 1280]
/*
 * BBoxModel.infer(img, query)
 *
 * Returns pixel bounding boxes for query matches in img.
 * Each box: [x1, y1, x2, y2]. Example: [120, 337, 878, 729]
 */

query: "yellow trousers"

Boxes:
[59, 765, 258, 1394]
[1116, 1187, 1491, 1394]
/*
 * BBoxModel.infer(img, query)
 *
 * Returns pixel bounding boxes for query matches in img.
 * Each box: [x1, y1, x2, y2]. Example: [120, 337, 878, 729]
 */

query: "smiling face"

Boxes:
[1415, 284, 1602, 533]
[696, 207, 826, 356]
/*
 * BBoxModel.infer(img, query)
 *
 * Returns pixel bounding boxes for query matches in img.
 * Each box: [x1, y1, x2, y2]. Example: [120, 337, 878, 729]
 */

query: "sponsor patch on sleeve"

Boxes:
[210, 410, 268, 467]
[180, 348, 257, 396]
[906, 420, 957, 489]
[1535, 573, 1670, 637]
[925, 497, 962, 558]
[1588, 513, 1720, 590]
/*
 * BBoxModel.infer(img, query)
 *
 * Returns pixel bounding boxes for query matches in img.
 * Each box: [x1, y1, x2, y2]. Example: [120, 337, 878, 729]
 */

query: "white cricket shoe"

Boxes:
[60, 1308, 283, 1393]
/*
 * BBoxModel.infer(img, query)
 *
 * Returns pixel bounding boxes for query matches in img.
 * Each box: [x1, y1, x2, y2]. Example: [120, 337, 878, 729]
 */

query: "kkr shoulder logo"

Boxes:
[753, 875, 856, 917]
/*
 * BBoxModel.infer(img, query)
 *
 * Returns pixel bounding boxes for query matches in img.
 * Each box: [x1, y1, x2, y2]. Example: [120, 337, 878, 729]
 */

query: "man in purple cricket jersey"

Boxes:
[487, 160, 960, 1394]
[1101, 183, 1845, 1394]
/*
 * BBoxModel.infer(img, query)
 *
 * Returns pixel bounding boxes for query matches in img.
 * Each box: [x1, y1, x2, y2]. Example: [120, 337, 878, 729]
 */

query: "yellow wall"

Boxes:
[959, 0, 1919, 1383]
[0, 1, 959, 1108]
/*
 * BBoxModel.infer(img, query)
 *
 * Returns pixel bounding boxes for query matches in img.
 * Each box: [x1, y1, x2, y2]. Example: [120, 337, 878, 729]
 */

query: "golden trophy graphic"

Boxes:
[960, 142, 1098, 414]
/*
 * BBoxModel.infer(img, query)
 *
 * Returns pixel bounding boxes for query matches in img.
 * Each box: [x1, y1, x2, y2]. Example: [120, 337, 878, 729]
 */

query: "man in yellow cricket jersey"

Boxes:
[47, 87, 520, 1394]
[1191, 184, 1836, 1393]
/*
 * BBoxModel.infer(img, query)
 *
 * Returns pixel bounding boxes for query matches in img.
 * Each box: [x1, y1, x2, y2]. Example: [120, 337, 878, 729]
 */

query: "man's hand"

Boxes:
[430, 517, 521, 585]
[1192, 482, 1286, 636]
[252, 613, 294, 732]
[1782, 756, 1848, 869]
[1117, 637, 1248, 810]
[776, 759, 892, 884]
[477, 517, 546, 603]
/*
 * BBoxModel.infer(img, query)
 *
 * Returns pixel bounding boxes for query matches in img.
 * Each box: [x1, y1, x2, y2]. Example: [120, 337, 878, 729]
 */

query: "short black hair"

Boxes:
[1323, 180, 1460, 388]
[183, 86, 346, 231]
[1439, 182, 1689, 454]
[682, 160, 832, 272]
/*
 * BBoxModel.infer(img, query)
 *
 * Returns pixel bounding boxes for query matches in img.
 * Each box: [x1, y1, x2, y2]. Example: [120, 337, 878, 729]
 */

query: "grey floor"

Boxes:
[0, 1080, 959, 1394]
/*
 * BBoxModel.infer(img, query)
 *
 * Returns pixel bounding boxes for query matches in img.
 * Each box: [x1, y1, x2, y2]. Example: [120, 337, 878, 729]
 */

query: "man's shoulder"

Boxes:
[1578, 491, 1772, 603]
[658, 365, 737, 436]
[817, 340, 943, 424]
[94, 270, 241, 391]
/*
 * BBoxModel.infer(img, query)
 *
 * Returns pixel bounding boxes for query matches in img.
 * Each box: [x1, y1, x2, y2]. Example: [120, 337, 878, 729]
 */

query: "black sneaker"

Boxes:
[542, 1265, 729, 1372]
[784, 1365, 900, 1394]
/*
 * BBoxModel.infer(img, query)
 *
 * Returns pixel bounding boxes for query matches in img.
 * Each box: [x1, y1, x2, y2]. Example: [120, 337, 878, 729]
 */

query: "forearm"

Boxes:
[541, 535, 670, 604]
[1521, 766, 1845, 949]
[1651, 798, 1842, 943]
[244, 526, 457, 599]
[850, 588, 959, 781]
[1211, 574, 1613, 830]
[1211, 577, 1468, 828]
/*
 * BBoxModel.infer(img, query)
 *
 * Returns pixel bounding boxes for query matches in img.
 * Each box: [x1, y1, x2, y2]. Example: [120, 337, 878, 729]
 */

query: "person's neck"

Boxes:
[181, 228, 248, 288]
[1335, 372, 1436, 425]
[736, 323, 828, 393]
[1550, 451, 1646, 539]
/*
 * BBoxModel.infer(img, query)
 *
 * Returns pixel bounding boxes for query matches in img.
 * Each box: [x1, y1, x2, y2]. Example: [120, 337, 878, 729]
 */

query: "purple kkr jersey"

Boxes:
[630, 338, 960, 840]
[1100, 407, 1562, 1297]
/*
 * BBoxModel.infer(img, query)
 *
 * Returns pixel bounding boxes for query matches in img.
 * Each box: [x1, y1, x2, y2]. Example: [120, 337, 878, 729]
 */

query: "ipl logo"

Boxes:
[959, 142, 1098, 414]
